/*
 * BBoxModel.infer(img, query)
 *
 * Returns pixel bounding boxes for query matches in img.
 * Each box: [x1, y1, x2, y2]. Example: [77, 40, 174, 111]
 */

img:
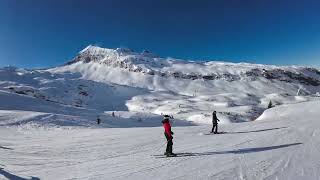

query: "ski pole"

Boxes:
[153, 140, 167, 153]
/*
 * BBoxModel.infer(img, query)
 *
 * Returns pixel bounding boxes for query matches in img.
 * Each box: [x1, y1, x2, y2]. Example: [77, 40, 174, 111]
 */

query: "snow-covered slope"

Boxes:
[1, 100, 320, 179]
[58, 45, 320, 94]
[1, 45, 320, 179]
[1, 45, 320, 125]
[50, 45, 320, 123]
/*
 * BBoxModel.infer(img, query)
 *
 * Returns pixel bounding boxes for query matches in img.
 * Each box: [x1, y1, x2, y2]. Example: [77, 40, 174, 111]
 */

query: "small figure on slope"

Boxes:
[162, 115, 176, 157]
[267, 100, 273, 109]
[97, 116, 101, 125]
[211, 111, 220, 134]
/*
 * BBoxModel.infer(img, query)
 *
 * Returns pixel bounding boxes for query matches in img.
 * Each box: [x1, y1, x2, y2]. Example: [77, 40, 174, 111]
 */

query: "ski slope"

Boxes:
[1, 45, 320, 179]
[1, 100, 320, 180]
[2, 45, 320, 125]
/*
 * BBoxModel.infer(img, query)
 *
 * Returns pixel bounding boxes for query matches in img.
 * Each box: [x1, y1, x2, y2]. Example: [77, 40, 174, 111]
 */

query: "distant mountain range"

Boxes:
[1, 45, 319, 125]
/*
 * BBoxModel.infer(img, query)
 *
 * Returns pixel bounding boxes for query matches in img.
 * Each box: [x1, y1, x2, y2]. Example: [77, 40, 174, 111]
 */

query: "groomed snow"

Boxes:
[1, 46, 320, 179]
[1, 100, 320, 179]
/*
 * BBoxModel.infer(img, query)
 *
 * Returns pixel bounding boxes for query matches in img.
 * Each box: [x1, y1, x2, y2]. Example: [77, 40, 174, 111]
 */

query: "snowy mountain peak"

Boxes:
[66, 45, 164, 75]
[79, 45, 137, 56]
[79, 45, 120, 56]
[79, 45, 156, 57]
[70, 45, 145, 65]
[1, 44, 320, 127]
[79, 44, 95, 53]
[64, 45, 320, 90]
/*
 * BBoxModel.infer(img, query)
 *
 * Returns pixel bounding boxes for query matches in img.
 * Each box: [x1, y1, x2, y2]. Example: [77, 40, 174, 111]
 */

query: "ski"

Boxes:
[152, 153, 195, 158]
[203, 131, 227, 135]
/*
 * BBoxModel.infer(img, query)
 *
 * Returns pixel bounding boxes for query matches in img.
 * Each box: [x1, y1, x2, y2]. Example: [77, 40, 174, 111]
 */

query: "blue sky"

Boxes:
[1, 0, 320, 68]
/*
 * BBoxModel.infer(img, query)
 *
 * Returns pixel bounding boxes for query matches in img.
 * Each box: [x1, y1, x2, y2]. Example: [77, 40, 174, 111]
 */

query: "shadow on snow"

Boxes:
[228, 127, 288, 134]
[0, 168, 40, 180]
[156, 143, 302, 158]
[0, 146, 13, 150]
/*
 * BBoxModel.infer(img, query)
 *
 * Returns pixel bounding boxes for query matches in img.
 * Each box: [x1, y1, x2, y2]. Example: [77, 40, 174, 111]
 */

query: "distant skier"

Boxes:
[97, 116, 101, 125]
[162, 115, 176, 157]
[211, 111, 220, 134]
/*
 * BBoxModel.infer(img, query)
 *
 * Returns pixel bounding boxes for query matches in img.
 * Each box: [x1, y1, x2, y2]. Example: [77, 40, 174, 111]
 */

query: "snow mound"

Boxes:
[256, 100, 320, 122]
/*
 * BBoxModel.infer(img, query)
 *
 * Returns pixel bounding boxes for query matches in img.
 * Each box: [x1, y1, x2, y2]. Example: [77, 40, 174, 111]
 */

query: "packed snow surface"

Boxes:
[1, 45, 320, 179]
[1, 100, 320, 179]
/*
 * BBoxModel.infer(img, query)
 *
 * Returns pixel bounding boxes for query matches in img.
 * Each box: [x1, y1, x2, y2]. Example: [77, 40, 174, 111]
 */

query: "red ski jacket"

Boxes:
[162, 120, 172, 138]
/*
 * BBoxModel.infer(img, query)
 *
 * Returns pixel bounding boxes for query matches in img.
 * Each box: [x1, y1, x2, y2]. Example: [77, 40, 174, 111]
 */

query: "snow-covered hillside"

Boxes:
[1, 99, 320, 179]
[52, 46, 320, 123]
[2, 45, 319, 125]
[1, 45, 320, 179]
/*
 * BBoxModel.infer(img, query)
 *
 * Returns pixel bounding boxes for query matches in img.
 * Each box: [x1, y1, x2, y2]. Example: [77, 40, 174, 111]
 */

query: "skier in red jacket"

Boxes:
[162, 115, 176, 156]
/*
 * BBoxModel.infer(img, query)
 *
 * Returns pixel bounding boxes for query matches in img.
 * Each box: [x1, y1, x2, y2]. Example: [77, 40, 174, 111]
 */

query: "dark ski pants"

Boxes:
[211, 123, 218, 133]
[165, 133, 173, 154]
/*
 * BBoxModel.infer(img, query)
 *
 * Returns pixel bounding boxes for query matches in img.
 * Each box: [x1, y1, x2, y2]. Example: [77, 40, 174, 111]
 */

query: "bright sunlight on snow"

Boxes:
[1, 46, 320, 180]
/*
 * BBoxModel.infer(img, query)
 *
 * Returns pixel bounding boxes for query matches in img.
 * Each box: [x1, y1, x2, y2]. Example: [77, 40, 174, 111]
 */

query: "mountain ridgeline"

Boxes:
[68, 45, 320, 86]
[1, 45, 320, 124]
